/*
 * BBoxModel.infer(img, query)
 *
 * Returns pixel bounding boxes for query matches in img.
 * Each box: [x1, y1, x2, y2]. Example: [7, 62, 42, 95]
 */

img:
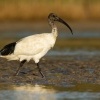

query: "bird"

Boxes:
[0, 13, 73, 78]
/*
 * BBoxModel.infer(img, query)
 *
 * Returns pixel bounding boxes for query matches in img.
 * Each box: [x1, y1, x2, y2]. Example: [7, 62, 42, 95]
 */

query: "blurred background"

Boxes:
[0, 0, 100, 56]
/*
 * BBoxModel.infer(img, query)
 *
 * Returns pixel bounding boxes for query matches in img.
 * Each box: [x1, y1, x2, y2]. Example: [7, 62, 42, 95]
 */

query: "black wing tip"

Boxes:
[0, 42, 16, 56]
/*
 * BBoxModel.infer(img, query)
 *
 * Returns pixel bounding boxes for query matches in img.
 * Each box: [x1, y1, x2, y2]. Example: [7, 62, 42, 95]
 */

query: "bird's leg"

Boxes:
[36, 63, 45, 78]
[14, 60, 26, 76]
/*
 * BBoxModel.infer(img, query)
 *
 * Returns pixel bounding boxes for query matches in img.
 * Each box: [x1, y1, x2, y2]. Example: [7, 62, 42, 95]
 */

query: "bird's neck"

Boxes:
[51, 24, 58, 38]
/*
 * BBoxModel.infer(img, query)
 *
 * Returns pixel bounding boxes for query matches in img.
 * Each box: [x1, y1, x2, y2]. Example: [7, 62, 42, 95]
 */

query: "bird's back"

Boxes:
[14, 33, 56, 56]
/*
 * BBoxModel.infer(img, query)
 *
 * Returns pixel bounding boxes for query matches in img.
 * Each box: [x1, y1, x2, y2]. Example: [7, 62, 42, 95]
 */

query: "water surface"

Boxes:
[0, 84, 100, 100]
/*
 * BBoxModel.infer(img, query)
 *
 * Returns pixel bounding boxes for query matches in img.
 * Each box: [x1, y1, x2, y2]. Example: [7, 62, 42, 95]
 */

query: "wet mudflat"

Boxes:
[0, 55, 100, 86]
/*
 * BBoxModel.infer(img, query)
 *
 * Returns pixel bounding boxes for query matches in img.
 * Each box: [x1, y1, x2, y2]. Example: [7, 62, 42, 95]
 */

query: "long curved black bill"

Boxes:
[58, 18, 73, 35]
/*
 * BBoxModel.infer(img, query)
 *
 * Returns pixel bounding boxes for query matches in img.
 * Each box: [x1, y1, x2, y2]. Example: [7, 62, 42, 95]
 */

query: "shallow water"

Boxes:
[0, 84, 100, 100]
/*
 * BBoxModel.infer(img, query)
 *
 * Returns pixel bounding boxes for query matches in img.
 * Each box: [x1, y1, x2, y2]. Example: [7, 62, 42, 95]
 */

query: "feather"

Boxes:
[0, 42, 16, 56]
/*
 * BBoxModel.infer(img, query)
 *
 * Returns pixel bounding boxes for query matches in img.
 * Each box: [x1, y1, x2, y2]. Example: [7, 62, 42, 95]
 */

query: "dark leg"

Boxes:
[36, 63, 45, 78]
[14, 60, 26, 76]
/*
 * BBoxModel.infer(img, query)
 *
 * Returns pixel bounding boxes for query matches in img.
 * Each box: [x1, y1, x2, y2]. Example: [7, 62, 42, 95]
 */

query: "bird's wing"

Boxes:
[14, 34, 50, 55]
[0, 42, 16, 56]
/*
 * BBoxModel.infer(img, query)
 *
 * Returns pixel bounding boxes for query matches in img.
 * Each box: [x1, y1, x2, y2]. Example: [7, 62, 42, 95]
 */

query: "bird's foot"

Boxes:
[39, 72, 45, 78]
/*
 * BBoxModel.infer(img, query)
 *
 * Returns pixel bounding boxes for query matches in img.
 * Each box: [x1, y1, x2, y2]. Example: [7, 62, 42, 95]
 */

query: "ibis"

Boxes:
[0, 13, 73, 78]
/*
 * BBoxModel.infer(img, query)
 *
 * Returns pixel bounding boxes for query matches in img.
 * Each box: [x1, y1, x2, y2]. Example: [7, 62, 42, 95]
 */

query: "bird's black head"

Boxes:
[48, 13, 59, 22]
[48, 13, 73, 35]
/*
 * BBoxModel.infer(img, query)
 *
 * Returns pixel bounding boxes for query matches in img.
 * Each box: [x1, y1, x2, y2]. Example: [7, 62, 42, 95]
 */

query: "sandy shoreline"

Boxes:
[0, 55, 100, 86]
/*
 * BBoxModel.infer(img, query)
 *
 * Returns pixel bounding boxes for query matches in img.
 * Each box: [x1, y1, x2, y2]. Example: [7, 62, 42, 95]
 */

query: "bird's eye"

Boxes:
[52, 14, 55, 17]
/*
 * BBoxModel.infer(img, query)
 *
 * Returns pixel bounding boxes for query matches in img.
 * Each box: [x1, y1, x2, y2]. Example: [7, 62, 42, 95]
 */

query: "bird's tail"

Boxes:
[0, 50, 2, 57]
[0, 42, 16, 56]
[0, 49, 2, 56]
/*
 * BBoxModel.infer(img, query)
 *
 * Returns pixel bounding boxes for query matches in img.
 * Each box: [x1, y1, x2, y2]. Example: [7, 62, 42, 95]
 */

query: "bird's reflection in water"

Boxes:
[12, 84, 56, 100]
[0, 84, 100, 100]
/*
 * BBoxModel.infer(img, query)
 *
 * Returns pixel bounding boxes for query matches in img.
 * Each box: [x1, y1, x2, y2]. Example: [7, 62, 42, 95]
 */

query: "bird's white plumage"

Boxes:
[1, 27, 58, 63]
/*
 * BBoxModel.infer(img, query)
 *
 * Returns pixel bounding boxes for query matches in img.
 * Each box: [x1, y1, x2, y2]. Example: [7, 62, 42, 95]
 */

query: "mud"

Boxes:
[0, 55, 100, 86]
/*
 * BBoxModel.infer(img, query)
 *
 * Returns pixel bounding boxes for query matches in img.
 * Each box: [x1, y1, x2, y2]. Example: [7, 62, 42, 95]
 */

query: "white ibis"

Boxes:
[0, 13, 73, 78]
